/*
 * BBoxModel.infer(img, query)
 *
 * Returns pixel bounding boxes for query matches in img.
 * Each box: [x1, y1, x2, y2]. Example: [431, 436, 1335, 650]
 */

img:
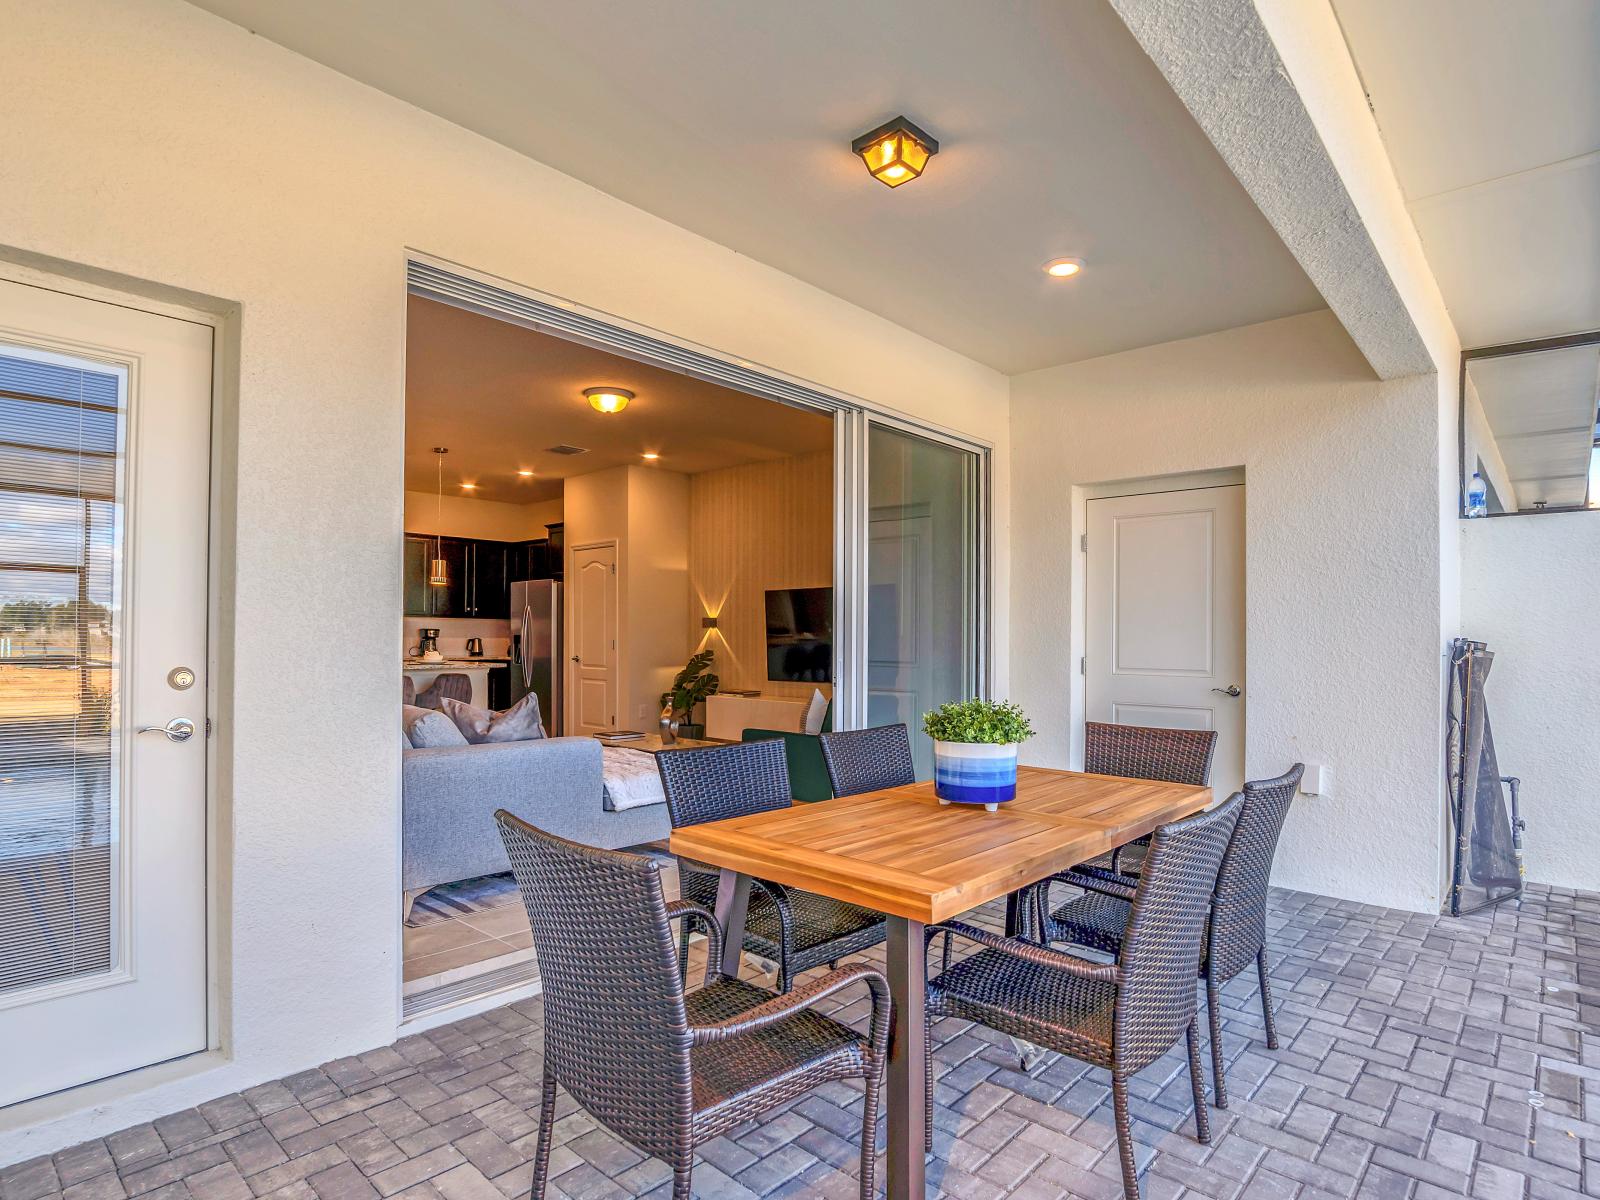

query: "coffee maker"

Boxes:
[413, 628, 442, 660]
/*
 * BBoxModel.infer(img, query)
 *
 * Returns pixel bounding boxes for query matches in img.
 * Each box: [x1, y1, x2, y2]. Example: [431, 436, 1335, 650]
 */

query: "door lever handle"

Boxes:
[137, 717, 196, 742]
[1210, 685, 1241, 698]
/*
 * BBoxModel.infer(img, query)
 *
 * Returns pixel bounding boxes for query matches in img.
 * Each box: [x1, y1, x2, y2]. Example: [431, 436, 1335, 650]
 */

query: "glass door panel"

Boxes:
[0, 349, 124, 996]
[865, 425, 979, 778]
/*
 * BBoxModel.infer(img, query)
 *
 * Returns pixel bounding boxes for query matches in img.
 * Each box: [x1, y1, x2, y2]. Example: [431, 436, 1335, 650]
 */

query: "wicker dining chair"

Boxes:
[494, 810, 890, 1200]
[926, 794, 1242, 1200]
[1043, 765, 1304, 1109]
[818, 723, 917, 797]
[656, 739, 887, 992]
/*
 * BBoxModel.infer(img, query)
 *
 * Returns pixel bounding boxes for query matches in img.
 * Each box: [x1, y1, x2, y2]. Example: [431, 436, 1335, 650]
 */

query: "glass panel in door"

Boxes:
[0, 350, 124, 996]
[865, 425, 979, 778]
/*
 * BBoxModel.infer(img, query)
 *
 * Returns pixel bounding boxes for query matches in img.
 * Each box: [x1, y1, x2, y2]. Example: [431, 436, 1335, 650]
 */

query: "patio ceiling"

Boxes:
[180, 0, 1324, 374]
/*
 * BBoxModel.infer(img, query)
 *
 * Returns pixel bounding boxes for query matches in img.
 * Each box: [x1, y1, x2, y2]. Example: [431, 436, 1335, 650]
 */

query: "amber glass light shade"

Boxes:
[585, 387, 634, 414]
[852, 117, 939, 188]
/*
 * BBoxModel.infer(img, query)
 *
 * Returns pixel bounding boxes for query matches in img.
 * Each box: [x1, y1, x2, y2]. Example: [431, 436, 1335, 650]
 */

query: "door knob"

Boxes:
[571, 655, 581, 663]
[137, 717, 196, 742]
[1210, 685, 1242, 698]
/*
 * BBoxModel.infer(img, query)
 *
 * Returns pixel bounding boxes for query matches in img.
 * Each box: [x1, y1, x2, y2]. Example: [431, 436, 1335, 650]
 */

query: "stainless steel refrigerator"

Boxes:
[510, 579, 561, 736]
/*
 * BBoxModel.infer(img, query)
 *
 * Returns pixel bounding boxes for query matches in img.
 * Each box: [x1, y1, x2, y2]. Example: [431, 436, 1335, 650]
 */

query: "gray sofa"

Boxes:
[402, 735, 670, 920]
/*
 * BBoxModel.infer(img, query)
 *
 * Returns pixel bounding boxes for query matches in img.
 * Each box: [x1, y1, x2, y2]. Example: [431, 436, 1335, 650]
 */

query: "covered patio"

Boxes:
[5, 883, 1590, 1200]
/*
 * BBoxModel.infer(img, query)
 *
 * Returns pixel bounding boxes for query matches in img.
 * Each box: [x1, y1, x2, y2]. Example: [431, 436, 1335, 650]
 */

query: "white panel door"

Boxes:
[1086, 486, 1244, 797]
[568, 542, 618, 735]
[0, 277, 211, 1105]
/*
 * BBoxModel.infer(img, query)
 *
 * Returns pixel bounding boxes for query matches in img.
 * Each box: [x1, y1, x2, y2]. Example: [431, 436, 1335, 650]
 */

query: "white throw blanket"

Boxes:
[601, 746, 667, 812]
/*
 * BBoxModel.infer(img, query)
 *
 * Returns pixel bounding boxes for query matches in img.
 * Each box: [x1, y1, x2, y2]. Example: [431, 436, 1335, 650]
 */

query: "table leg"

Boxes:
[885, 915, 928, 1200]
[712, 869, 751, 981]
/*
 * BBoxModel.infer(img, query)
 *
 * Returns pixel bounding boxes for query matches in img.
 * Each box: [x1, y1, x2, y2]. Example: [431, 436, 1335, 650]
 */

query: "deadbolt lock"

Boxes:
[167, 667, 196, 691]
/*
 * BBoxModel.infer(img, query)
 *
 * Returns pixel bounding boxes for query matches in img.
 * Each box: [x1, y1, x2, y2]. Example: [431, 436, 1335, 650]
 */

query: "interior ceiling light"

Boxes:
[459, 482, 477, 490]
[1044, 258, 1084, 278]
[585, 386, 634, 414]
[517, 469, 534, 477]
[641, 452, 661, 461]
[429, 448, 449, 587]
[852, 116, 939, 188]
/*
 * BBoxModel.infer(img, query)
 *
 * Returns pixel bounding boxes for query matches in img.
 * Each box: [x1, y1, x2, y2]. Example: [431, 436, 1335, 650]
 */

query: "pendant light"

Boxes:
[429, 448, 449, 587]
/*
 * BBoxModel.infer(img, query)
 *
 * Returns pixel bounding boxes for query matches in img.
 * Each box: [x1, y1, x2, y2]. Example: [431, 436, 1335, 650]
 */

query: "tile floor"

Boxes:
[5, 882, 1597, 1200]
[403, 896, 534, 991]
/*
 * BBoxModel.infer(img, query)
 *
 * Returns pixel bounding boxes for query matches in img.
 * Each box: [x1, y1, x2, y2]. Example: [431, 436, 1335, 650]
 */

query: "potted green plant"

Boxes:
[661, 649, 720, 739]
[922, 698, 1035, 811]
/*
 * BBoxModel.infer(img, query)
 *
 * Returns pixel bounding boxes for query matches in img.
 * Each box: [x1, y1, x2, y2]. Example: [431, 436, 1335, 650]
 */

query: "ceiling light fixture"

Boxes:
[517, 469, 534, 477]
[459, 482, 477, 490]
[429, 448, 449, 587]
[852, 116, 939, 188]
[1043, 258, 1084, 279]
[585, 386, 634, 414]
[641, 452, 660, 461]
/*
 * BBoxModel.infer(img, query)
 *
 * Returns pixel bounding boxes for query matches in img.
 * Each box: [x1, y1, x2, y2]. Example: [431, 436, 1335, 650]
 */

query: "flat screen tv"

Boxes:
[765, 587, 832, 683]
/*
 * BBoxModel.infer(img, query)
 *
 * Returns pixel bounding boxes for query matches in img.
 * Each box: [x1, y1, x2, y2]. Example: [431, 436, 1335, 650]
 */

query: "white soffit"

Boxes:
[1333, 0, 1600, 350]
[180, 0, 1323, 374]
[1467, 345, 1600, 508]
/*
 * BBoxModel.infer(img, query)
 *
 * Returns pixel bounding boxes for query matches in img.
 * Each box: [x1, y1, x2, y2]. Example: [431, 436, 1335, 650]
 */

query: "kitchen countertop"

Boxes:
[402, 658, 509, 671]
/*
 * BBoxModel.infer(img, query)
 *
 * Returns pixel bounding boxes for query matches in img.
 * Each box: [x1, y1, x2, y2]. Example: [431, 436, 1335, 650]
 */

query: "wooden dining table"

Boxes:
[668, 764, 1213, 1200]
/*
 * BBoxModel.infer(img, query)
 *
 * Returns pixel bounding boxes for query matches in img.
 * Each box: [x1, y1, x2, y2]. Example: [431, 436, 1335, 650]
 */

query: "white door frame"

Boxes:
[1067, 468, 1245, 772]
[0, 260, 225, 1092]
[566, 538, 621, 735]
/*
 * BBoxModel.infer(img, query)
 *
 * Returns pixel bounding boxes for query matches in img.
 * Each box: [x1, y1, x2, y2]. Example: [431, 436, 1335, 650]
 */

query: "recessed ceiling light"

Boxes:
[1043, 258, 1084, 278]
[459, 482, 477, 490]
[852, 116, 939, 188]
[584, 386, 634, 414]
[517, 469, 534, 477]
[641, 452, 661, 461]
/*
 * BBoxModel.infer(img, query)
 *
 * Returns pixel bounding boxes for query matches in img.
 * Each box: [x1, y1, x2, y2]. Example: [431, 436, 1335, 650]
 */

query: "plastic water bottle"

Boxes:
[1466, 471, 1488, 518]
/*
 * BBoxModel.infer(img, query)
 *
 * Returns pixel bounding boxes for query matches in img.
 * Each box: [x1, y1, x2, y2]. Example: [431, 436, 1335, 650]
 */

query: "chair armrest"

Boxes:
[665, 899, 723, 970]
[928, 920, 1119, 984]
[690, 963, 890, 1061]
[1053, 864, 1138, 902]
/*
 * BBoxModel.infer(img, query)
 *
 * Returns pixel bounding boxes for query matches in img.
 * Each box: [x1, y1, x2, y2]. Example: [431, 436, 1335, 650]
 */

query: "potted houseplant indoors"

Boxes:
[923, 698, 1035, 811]
[661, 649, 720, 740]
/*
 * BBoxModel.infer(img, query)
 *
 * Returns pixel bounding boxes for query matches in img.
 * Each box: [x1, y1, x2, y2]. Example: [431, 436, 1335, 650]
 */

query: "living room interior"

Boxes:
[399, 294, 840, 1008]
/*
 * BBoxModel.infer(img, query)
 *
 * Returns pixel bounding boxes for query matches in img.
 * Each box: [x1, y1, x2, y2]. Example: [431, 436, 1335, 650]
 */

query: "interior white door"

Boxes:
[568, 542, 618, 735]
[0, 276, 211, 1106]
[1086, 485, 1244, 797]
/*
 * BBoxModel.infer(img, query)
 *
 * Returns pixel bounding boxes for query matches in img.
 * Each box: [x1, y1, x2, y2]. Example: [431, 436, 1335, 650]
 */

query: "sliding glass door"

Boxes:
[860, 424, 982, 778]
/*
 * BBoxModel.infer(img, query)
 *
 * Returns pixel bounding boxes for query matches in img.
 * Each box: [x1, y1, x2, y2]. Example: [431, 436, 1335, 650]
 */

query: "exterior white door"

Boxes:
[0, 276, 211, 1106]
[568, 542, 618, 735]
[1085, 485, 1245, 798]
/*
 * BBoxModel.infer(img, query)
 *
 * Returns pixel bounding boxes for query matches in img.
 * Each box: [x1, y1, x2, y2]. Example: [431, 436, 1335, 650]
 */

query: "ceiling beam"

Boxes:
[1107, 0, 1440, 380]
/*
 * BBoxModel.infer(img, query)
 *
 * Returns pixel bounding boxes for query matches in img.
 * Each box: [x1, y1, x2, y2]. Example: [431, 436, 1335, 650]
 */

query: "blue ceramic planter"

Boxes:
[933, 741, 1019, 811]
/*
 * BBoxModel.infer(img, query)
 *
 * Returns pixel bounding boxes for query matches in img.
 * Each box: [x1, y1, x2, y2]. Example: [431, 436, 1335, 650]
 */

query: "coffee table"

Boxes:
[595, 733, 728, 753]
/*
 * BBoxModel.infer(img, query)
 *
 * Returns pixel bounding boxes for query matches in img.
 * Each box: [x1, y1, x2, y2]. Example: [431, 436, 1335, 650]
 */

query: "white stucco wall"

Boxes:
[0, 0, 1009, 1157]
[1461, 514, 1600, 891]
[1011, 310, 1446, 913]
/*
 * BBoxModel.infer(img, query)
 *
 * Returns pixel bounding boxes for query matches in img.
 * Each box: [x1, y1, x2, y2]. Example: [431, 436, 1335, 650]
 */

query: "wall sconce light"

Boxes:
[701, 616, 719, 629]
[585, 387, 634, 414]
[852, 116, 939, 188]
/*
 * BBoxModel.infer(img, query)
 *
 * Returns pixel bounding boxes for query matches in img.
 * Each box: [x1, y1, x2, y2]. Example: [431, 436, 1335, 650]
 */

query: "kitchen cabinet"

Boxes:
[403, 535, 432, 616]
[470, 541, 509, 619]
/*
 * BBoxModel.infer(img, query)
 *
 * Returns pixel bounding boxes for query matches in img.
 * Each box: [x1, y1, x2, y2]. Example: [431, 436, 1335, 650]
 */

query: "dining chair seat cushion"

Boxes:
[686, 976, 871, 1139]
[678, 869, 884, 957]
[928, 948, 1117, 1068]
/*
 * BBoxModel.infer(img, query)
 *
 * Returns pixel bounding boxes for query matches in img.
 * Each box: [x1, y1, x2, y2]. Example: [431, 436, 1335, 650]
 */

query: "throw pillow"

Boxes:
[402, 703, 469, 749]
[442, 692, 547, 744]
[802, 689, 830, 736]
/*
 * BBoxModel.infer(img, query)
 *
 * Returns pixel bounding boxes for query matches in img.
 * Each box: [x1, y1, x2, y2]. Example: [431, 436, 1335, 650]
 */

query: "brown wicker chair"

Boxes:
[494, 810, 890, 1200]
[927, 794, 1242, 1200]
[656, 740, 886, 991]
[818, 724, 917, 797]
[1043, 765, 1303, 1109]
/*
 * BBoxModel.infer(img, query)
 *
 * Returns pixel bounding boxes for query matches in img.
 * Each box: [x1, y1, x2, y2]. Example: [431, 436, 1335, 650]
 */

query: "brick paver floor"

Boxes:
[3, 883, 1595, 1199]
